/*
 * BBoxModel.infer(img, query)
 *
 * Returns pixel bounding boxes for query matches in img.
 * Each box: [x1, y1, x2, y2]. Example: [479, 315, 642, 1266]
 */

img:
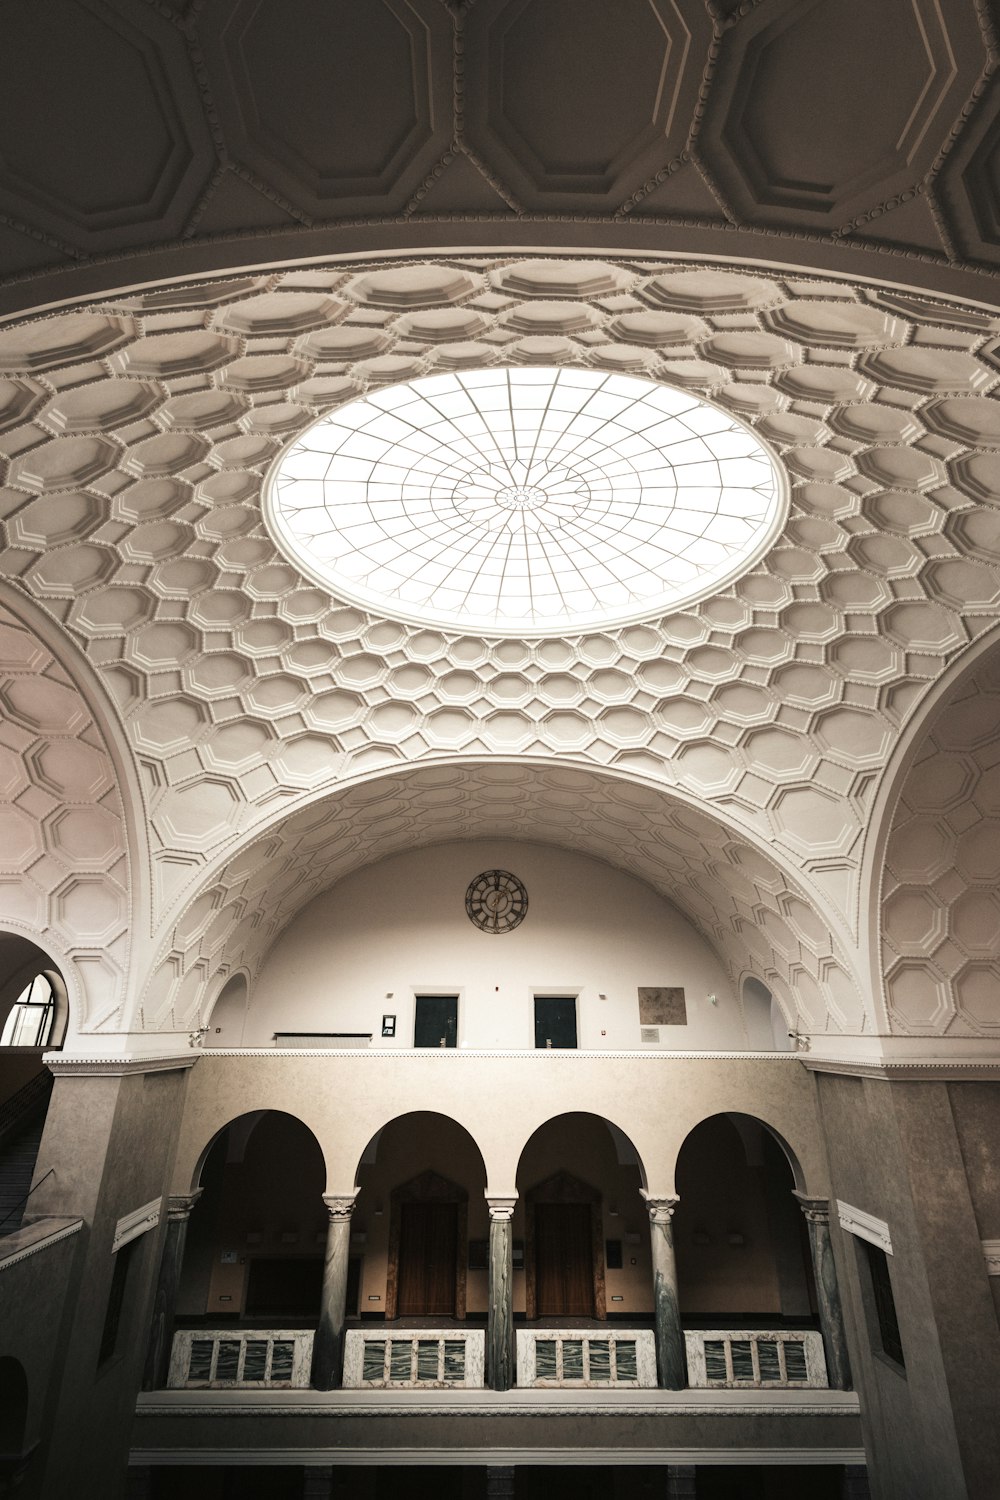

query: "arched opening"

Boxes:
[204, 973, 248, 1049]
[516, 1114, 650, 1326]
[0, 935, 68, 1053]
[353, 1113, 487, 1325]
[0, 1356, 28, 1469]
[742, 977, 794, 1052]
[674, 1114, 816, 1329]
[178, 1112, 327, 1327]
[0, 936, 66, 1239]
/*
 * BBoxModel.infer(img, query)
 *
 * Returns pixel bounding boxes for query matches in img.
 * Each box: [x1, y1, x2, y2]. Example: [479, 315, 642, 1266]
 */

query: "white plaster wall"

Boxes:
[246, 840, 742, 1050]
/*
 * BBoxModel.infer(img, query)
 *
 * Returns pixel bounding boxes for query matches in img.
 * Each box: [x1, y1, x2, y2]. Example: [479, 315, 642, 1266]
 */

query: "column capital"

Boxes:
[166, 1189, 202, 1221]
[323, 1193, 357, 1220]
[486, 1194, 518, 1220]
[641, 1190, 680, 1223]
[792, 1191, 830, 1224]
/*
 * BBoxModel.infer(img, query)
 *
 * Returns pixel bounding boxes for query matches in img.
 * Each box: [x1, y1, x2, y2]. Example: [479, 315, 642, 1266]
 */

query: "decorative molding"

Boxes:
[836, 1201, 893, 1256]
[46, 1054, 197, 1076]
[485, 1196, 517, 1220]
[130, 1445, 867, 1468]
[113, 1197, 163, 1253]
[806, 1059, 1000, 1081]
[0, 1218, 83, 1273]
[982, 1240, 1000, 1276]
[199, 1049, 804, 1061]
[133, 1382, 862, 1418]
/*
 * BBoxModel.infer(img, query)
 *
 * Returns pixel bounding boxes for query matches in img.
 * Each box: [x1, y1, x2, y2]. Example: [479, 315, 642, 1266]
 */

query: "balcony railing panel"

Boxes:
[516, 1329, 657, 1388]
[685, 1330, 828, 1389]
[167, 1329, 314, 1389]
[342, 1329, 485, 1388]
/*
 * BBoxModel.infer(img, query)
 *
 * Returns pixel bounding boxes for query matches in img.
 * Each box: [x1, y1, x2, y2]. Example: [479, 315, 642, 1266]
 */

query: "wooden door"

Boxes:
[534, 1202, 594, 1317]
[396, 1201, 458, 1316]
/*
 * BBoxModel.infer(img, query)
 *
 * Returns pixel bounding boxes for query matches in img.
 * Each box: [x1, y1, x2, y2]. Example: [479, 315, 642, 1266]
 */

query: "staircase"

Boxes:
[0, 1071, 52, 1237]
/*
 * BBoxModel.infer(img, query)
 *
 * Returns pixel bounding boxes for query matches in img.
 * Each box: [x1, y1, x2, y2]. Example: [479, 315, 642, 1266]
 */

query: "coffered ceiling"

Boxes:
[2, 0, 1000, 313]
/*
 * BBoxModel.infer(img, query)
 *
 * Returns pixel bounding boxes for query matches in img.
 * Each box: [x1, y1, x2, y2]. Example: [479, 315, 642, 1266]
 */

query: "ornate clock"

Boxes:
[465, 869, 528, 934]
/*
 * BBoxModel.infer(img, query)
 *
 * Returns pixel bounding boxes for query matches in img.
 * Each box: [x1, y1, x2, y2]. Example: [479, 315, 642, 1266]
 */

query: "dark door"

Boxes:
[396, 1201, 458, 1316]
[414, 995, 458, 1048]
[534, 1202, 594, 1317]
[534, 995, 577, 1049]
[244, 1258, 324, 1317]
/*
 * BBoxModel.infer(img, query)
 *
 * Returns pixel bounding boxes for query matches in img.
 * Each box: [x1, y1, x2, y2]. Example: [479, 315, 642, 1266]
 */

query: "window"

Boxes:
[862, 1239, 905, 1370]
[413, 995, 458, 1048]
[1, 974, 55, 1047]
[265, 367, 784, 636]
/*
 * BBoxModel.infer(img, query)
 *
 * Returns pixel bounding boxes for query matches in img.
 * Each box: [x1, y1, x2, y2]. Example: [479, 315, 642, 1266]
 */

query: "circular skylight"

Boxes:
[265, 368, 786, 636]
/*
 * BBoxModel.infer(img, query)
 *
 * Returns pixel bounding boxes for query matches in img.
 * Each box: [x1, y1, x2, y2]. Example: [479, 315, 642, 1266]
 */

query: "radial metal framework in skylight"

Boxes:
[265, 368, 786, 635]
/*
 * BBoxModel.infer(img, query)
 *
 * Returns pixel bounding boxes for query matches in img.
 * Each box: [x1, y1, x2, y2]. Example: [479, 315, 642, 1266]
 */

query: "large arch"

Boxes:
[141, 758, 870, 1043]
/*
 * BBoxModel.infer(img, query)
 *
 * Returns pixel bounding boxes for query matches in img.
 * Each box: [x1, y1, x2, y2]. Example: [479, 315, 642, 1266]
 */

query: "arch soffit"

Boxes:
[142, 756, 870, 1040]
[865, 628, 1000, 1038]
[0, 586, 148, 1035]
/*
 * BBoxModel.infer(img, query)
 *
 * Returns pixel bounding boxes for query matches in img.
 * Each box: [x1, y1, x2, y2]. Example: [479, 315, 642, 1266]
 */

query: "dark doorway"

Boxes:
[347, 1255, 362, 1317]
[414, 995, 458, 1048]
[534, 995, 577, 1049]
[535, 1202, 594, 1317]
[244, 1258, 323, 1318]
[397, 1201, 458, 1316]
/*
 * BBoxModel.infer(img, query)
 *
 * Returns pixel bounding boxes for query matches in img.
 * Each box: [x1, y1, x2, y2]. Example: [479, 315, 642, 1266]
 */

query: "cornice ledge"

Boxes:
[804, 1058, 1000, 1080]
[196, 1049, 803, 1062]
[0, 1217, 83, 1272]
[45, 1053, 197, 1076]
[134, 1398, 861, 1419]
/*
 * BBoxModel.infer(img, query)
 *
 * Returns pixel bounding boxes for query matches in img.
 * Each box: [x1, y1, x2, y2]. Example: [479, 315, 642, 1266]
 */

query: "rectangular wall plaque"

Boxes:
[381, 1014, 396, 1037]
[638, 987, 687, 1025]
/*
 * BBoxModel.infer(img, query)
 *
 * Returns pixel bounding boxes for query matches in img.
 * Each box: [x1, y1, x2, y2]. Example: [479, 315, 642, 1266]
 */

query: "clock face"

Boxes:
[465, 870, 528, 934]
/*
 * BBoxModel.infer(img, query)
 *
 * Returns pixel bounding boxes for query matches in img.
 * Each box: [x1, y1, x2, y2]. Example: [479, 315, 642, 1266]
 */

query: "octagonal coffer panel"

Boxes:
[264, 367, 787, 636]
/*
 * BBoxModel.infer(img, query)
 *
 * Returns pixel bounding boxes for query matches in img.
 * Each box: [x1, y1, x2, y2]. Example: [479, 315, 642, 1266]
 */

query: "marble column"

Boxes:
[142, 1189, 201, 1391]
[641, 1192, 686, 1390]
[311, 1193, 357, 1391]
[794, 1192, 852, 1390]
[486, 1194, 517, 1392]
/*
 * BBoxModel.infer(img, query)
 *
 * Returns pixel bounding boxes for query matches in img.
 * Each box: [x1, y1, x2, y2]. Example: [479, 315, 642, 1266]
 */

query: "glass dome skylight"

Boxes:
[265, 368, 786, 636]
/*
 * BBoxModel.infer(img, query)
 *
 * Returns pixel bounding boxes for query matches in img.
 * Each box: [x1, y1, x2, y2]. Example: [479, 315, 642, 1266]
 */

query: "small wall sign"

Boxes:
[381, 1014, 396, 1037]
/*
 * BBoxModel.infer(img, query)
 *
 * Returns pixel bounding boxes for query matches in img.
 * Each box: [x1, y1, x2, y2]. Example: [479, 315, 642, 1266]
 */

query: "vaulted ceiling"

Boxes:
[2, 0, 1000, 315]
[1, 3, 1000, 1057]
